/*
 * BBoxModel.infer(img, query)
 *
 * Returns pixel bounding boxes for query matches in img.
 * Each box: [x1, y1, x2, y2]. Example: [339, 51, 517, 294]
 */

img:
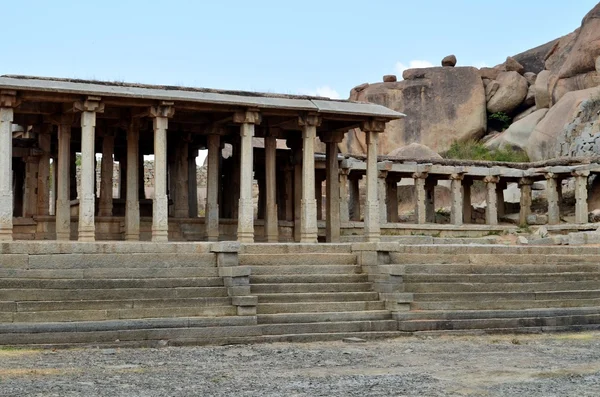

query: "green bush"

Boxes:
[442, 140, 529, 163]
[488, 112, 512, 131]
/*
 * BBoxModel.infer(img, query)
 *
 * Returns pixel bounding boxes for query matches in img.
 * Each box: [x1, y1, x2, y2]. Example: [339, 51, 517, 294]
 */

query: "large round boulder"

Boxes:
[485, 108, 548, 152]
[486, 71, 529, 114]
[342, 66, 486, 155]
[387, 143, 442, 160]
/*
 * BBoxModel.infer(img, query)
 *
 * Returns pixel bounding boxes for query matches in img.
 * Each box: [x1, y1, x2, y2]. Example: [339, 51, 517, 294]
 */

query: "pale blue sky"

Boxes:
[2, 1, 597, 99]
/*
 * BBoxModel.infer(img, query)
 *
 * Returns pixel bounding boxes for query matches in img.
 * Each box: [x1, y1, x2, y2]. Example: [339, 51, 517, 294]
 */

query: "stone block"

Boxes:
[528, 237, 556, 245]
[0, 254, 28, 268]
[517, 236, 529, 245]
[216, 252, 238, 267]
[568, 232, 587, 246]
[218, 266, 251, 278]
[236, 306, 257, 316]
[227, 286, 251, 296]
[210, 241, 240, 253]
[232, 296, 258, 306]
[527, 214, 548, 225]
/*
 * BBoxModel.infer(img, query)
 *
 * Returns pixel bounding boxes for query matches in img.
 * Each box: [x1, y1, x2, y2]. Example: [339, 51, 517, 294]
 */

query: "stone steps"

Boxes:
[0, 277, 224, 289]
[250, 274, 368, 284]
[395, 307, 600, 321]
[256, 301, 386, 314]
[411, 298, 600, 311]
[0, 267, 220, 279]
[240, 243, 352, 255]
[402, 264, 600, 274]
[257, 310, 392, 324]
[259, 320, 398, 335]
[405, 281, 600, 293]
[250, 265, 360, 275]
[240, 253, 356, 266]
[411, 290, 600, 302]
[257, 292, 380, 304]
[251, 282, 372, 294]
[0, 287, 229, 301]
[404, 273, 600, 283]
[22, 253, 216, 269]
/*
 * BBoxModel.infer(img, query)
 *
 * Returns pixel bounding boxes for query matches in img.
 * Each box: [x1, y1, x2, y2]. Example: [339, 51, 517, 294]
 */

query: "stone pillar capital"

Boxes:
[149, 103, 175, 119]
[484, 175, 500, 184]
[412, 172, 428, 180]
[298, 113, 321, 128]
[378, 170, 388, 179]
[572, 169, 590, 178]
[450, 173, 465, 181]
[319, 131, 345, 143]
[361, 118, 386, 133]
[234, 109, 261, 125]
[544, 172, 557, 180]
[0, 90, 19, 108]
[518, 177, 533, 186]
[74, 97, 105, 113]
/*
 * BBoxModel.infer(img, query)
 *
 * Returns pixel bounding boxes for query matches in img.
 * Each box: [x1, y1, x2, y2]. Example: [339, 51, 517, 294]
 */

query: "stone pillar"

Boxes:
[172, 138, 189, 218]
[125, 119, 140, 241]
[206, 134, 221, 242]
[284, 165, 294, 222]
[315, 173, 324, 221]
[425, 179, 436, 223]
[378, 171, 388, 224]
[150, 103, 174, 242]
[518, 177, 533, 226]
[573, 170, 590, 224]
[264, 133, 278, 242]
[138, 154, 146, 200]
[386, 177, 399, 223]
[324, 137, 342, 242]
[98, 133, 114, 217]
[23, 155, 39, 217]
[56, 116, 73, 240]
[118, 153, 127, 200]
[450, 173, 464, 226]
[77, 98, 104, 241]
[363, 120, 385, 242]
[0, 91, 16, 240]
[339, 169, 350, 224]
[37, 126, 51, 216]
[545, 173, 560, 225]
[293, 155, 302, 242]
[484, 176, 499, 226]
[463, 178, 472, 224]
[234, 109, 261, 243]
[188, 147, 198, 218]
[496, 182, 506, 219]
[413, 172, 427, 225]
[69, 148, 77, 200]
[298, 114, 320, 243]
[348, 174, 361, 221]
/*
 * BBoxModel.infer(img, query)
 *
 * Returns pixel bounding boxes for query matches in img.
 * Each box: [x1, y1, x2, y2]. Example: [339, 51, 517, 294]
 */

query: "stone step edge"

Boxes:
[0, 316, 256, 334]
[395, 306, 600, 320]
[411, 324, 600, 337]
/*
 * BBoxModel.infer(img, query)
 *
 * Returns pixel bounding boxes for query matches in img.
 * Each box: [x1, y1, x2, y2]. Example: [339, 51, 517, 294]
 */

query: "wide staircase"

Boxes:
[391, 245, 600, 334]
[240, 244, 400, 342]
[0, 243, 257, 346]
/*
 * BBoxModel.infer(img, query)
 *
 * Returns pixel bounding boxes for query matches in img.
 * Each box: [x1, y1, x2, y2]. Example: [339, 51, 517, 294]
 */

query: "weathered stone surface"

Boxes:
[517, 236, 529, 245]
[523, 84, 536, 107]
[342, 67, 486, 155]
[485, 80, 500, 102]
[545, 31, 579, 74]
[485, 108, 548, 153]
[556, 4, 600, 79]
[505, 56, 525, 74]
[527, 86, 600, 161]
[513, 106, 538, 123]
[387, 143, 442, 159]
[513, 38, 560, 74]
[596, 56, 600, 73]
[486, 71, 529, 114]
[527, 214, 548, 225]
[551, 71, 600, 104]
[479, 67, 500, 80]
[524, 72, 537, 85]
[349, 83, 369, 100]
[535, 70, 552, 109]
[383, 75, 397, 83]
[442, 55, 457, 67]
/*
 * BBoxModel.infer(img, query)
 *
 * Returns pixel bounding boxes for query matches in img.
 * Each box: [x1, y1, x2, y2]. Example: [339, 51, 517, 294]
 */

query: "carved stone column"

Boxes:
[234, 109, 261, 243]
[378, 171, 388, 224]
[484, 176, 500, 226]
[413, 172, 428, 225]
[323, 134, 343, 242]
[463, 178, 473, 224]
[23, 154, 39, 217]
[545, 173, 560, 225]
[339, 169, 350, 224]
[206, 133, 221, 242]
[386, 177, 399, 223]
[496, 181, 506, 219]
[348, 173, 361, 221]
[77, 97, 104, 241]
[98, 132, 115, 217]
[125, 119, 140, 241]
[172, 137, 190, 218]
[264, 131, 278, 242]
[150, 103, 174, 242]
[363, 119, 385, 242]
[518, 177, 533, 226]
[450, 173, 464, 226]
[188, 147, 198, 218]
[573, 170, 590, 224]
[56, 115, 73, 240]
[0, 91, 16, 240]
[299, 114, 320, 243]
[36, 126, 51, 217]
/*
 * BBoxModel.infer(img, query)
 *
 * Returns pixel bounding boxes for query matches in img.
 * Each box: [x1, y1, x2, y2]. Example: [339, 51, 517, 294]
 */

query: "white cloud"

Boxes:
[299, 85, 341, 99]
[473, 61, 489, 68]
[395, 60, 435, 79]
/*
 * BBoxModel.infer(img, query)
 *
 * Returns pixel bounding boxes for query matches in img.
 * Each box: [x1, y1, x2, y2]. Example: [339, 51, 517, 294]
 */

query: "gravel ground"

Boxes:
[1, 332, 599, 396]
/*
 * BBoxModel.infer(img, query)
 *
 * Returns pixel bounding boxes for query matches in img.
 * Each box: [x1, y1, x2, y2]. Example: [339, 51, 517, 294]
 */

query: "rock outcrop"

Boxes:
[343, 66, 486, 155]
[485, 108, 548, 153]
[387, 143, 442, 159]
[486, 71, 529, 114]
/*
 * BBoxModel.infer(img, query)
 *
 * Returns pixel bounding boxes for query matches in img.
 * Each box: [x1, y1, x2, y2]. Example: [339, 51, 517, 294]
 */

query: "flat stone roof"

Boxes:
[0, 75, 405, 120]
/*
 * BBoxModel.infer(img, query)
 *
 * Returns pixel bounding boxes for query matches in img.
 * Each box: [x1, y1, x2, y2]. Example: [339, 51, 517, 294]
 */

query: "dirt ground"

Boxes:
[1, 332, 599, 396]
